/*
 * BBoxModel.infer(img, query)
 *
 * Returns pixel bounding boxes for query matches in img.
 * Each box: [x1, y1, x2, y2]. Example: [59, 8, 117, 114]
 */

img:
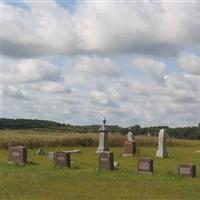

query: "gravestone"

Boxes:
[96, 118, 109, 153]
[156, 129, 168, 158]
[54, 152, 70, 167]
[48, 152, 55, 160]
[178, 164, 196, 177]
[98, 151, 114, 171]
[138, 158, 153, 173]
[8, 146, 27, 164]
[123, 128, 136, 156]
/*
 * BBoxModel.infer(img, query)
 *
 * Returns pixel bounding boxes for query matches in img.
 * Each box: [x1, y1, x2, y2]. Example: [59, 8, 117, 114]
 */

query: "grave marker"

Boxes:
[178, 164, 196, 177]
[8, 146, 27, 164]
[54, 152, 70, 167]
[138, 158, 153, 173]
[98, 152, 114, 171]
[123, 128, 136, 156]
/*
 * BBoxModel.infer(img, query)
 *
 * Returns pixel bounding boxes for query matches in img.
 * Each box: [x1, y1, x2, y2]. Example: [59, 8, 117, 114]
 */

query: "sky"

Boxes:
[1, 0, 200, 127]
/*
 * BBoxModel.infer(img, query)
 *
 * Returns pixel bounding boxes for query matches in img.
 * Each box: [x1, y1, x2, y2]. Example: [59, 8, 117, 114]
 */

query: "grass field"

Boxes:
[1, 140, 200, 200]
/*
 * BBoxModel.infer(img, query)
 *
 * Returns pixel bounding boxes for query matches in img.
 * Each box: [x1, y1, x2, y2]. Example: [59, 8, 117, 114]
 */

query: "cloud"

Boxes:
[177, 53, 200, 76]
[2, 1, 200, 58]
[6, 86, 33, 101]
[32, 82, 71, 94]
[75, 56, 121, 77]
[132, 57, 166, 82]
[4, 59, 62, 84]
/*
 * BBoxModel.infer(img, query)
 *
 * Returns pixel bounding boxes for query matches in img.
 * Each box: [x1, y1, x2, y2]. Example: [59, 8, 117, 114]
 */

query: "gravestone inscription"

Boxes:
[8, 146, 27, 164]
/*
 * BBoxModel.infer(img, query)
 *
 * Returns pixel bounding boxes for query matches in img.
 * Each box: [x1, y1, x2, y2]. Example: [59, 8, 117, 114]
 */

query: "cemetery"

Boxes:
[0, 119, 200, 200]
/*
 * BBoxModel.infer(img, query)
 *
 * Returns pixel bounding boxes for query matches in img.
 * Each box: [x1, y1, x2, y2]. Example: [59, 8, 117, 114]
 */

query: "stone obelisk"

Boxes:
[96, 118, 109, 153]
[156, 129, 168, 158]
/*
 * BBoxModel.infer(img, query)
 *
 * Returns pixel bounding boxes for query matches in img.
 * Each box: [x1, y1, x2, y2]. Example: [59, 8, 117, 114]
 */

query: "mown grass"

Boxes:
[0, 130, 200, 149]
[1, 143, 200, 200]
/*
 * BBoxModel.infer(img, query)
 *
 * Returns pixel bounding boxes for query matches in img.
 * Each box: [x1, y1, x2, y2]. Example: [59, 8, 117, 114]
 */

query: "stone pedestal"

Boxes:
[123, 140, 136, 156]
[98, 151, 114, 171]
[54, 152, 70, 167]
[8, 146, 27, 164]
[156, 129, 168, 158]
[96, 118, 109, 153]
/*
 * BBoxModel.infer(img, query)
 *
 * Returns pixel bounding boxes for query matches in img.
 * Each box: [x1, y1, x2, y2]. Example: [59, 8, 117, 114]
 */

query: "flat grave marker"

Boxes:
[138, 158, 153, 173]
[178, 164, 196, 177]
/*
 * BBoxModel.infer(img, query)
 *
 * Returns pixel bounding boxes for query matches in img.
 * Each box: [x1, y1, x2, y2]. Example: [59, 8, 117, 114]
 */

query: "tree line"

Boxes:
[0, 118, 200, 140]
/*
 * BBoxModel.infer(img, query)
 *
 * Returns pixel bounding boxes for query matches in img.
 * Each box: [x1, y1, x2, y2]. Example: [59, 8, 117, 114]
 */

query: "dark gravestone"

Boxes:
[123, 140, 136, 156]
[178, 164, 196, 177]
[54, 152, 70, 167]
[98, 152, 114, 171]
[8, 146, 27, 164]
[138, 158, 153, 173]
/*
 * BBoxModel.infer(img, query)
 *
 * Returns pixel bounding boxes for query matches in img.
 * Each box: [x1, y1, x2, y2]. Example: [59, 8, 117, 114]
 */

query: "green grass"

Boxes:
[1, 144, 200, 200]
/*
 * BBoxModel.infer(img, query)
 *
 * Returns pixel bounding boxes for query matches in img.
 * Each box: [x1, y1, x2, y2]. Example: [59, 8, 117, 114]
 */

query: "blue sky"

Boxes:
[1, 0, 200, 127]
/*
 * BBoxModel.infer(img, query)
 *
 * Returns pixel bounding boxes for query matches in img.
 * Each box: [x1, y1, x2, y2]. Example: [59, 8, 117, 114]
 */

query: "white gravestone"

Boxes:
[127, 128, 134, 141]
[156, 129, 168, 158]
[96, 118, 109, 153]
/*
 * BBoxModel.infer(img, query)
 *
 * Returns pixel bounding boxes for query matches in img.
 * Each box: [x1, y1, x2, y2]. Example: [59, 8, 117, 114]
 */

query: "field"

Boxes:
[0, 131, 200, 200]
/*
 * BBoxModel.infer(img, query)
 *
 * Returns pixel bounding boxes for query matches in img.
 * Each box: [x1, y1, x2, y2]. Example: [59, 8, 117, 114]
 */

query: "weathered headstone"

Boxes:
[54, 152, 70, 167]
[156, 129, 168, 158]
[96, 118, 109, 153]
[48, 152, 55, 160]
[178, 164, 196, 177]
[123, 128, 136, 156]
[138, 158, 153, 173]
[8, 146, 27, 164]
[98, 151, 114, 171]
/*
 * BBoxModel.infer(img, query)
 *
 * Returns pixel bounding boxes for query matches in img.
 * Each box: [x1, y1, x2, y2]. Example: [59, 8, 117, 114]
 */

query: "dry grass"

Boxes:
[0, 130, 199, 149]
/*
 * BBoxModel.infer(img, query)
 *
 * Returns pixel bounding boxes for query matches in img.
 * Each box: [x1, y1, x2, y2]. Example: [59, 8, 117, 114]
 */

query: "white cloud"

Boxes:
[2, 1, 200, 58]
[32, 82, 71, 94]
[75, 56, 121, 77]
[177, 53, 200, 76]
[132, 57, 166, 82]
[6, 86, 33, 101]
[4, 59, 62, 84]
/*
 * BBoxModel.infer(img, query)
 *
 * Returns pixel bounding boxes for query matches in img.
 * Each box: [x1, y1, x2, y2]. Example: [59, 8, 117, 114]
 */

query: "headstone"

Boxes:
[54, 152, 70, 167]
[156, 129, 168, 158]
[178, 164, 196, 177]
[98, 151, 114, 171]
[123, 128, 136, 156]
[48, 152, 55, 160]
[8, 146, 27, 164]
[36, 148, 45, 155]
[96, 118, 109, 153]
[138, 158, 153, 173]
[123, 141, 136, 156]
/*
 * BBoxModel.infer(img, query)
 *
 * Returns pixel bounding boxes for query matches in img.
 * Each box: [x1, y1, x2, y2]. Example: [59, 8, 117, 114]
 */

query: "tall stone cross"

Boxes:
[96, 118, 109, 153]
[156, 129, 168, 158]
